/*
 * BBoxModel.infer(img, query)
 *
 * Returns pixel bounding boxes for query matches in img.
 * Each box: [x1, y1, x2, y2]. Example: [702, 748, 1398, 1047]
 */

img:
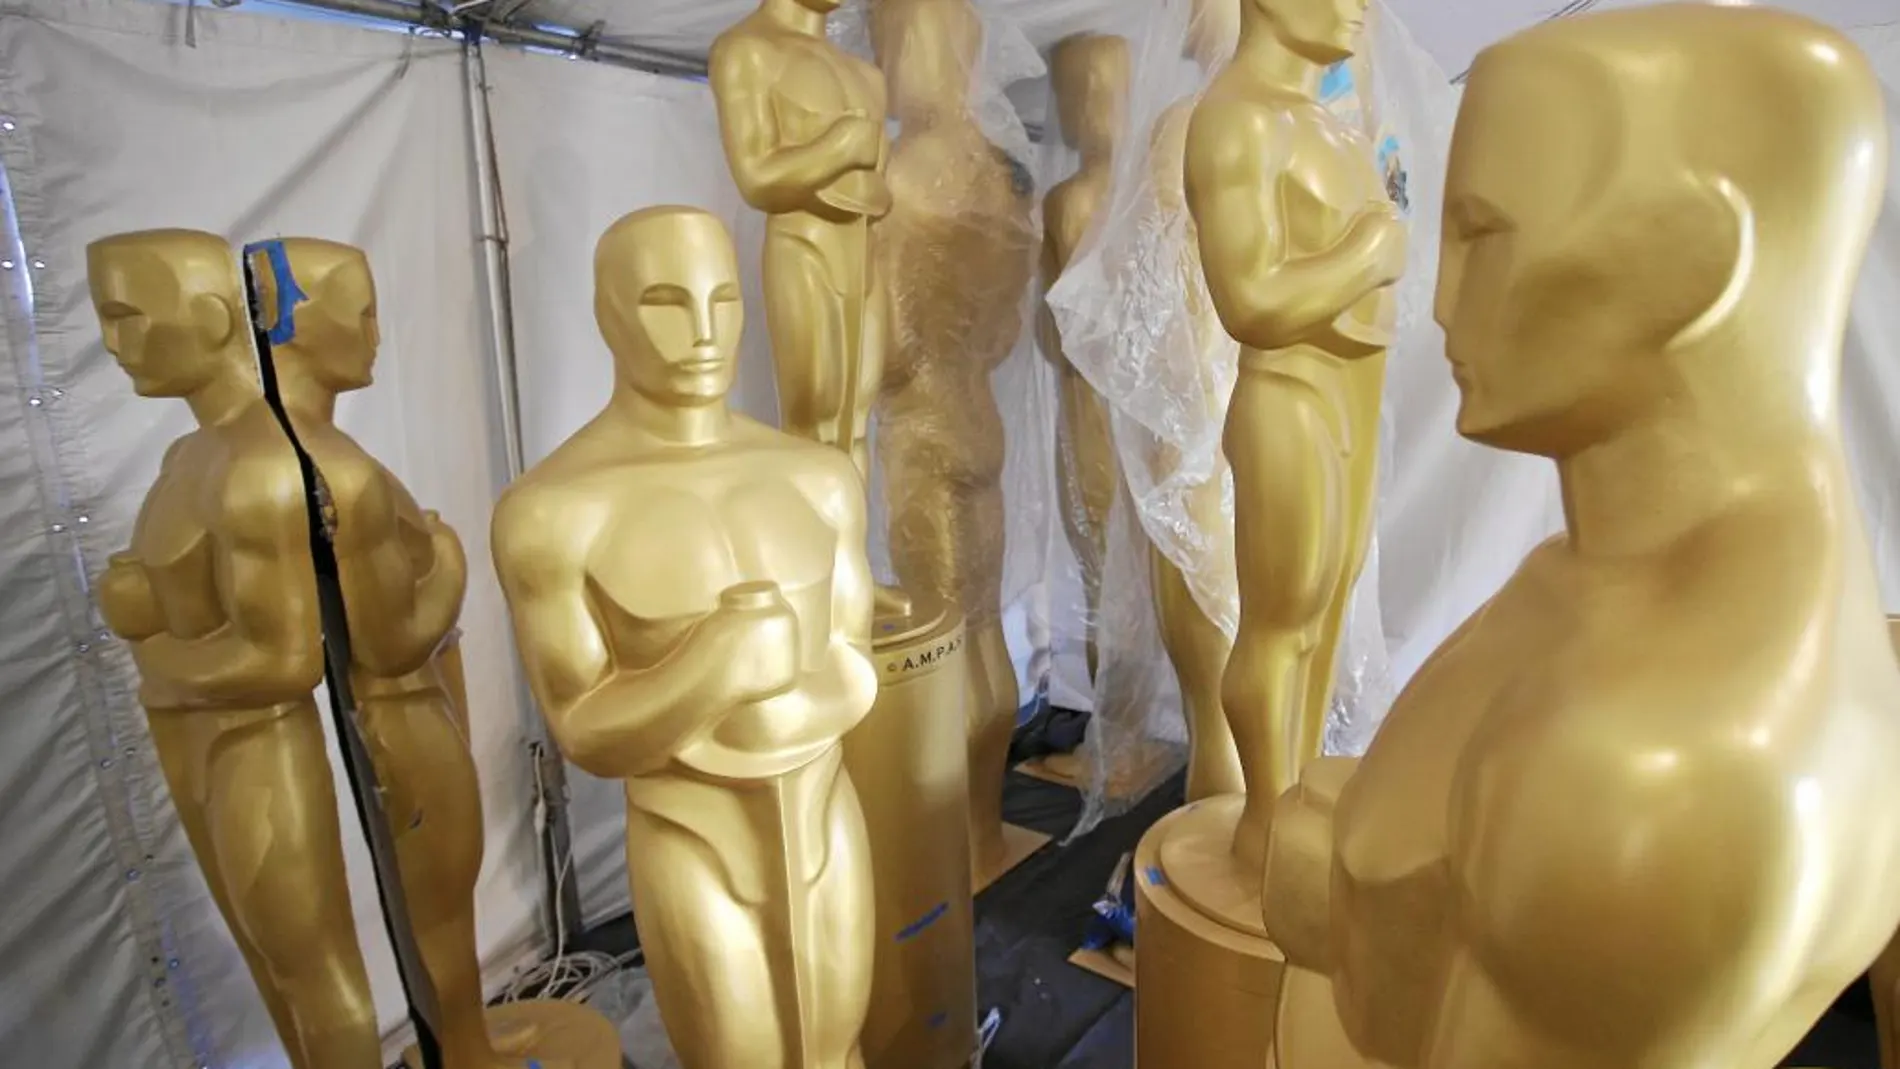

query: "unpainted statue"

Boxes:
[1041, 32, 1131, 701]
[1264, 10, 1900, 1069]
[91, 229, 375, 1069]
[492, 206, 879, 1069]
[711, 0, 892, 483]
[1186, 0, 1402, 872]
[869, 0, 1039, 889]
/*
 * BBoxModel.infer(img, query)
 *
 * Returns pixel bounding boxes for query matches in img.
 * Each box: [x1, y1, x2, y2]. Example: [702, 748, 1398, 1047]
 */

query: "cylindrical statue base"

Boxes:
[1134, 795, 1285, 1069]
[844, 594, 977, 1069]
[402, 1000, 624, 1069]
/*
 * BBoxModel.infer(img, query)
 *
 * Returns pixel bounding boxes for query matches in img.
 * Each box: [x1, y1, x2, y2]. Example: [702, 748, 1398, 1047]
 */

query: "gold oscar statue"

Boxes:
[1133, 0, 1402, 1059]
[90, 228, 385, 1069]
[869, 0, 1046, 891]
[1148, 0, 1245, 804]
[1264, 9, 1900, 1069]
[252, 238, 621, 1069]
[1030, 31, 1130, 787]
[492, 206, 879, 1069]
[1191, 0, 1399, 871]
[710, 0, 891, 482]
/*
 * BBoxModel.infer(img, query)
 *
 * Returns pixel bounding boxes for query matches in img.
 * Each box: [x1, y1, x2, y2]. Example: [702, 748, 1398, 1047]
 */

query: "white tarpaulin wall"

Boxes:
[0, 0, 1897, 1067]
[0, 1, 540, 1064]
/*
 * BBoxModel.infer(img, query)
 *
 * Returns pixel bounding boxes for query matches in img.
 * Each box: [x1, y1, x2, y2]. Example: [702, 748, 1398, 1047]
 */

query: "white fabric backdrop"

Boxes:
[0, 1, 542, 1065]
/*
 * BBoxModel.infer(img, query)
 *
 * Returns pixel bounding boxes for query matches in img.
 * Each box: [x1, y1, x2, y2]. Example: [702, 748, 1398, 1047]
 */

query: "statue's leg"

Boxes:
[853, 223, 887, 484]
[149, 712, 310, 1069]
[1154, 544, 1244, 802]
[1056, 369, 1117, 683]
[624, 798, 787, 1069]
[800, 755, 875, 1069]
[763, 231, 846, 450]
[362, 690, 506, 1068]
[201, 705, 381, 1068]
[1298, 417, 1381, 765]
[1222, 374, 1347, 871]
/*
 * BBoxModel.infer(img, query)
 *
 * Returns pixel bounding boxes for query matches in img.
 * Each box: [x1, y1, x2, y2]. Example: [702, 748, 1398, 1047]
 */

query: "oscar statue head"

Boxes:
[595, 206, 745, 409]
[1435, 3, 1885, 458]
[87, 229, 252, 402]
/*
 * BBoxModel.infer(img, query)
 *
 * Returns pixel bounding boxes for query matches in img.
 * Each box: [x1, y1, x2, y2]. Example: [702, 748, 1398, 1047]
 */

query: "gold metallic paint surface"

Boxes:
[845, 597, 976, 1069]
[712, 0, 892, 484]
[263, 238, 619, 1069]
[1186, 0, 1401, 874]
[492, 208, 878, 1069]
[89, 228, 379, 1069]
[869, 0, 1037, 893]
[1042, 32, 1131, 686]
[1133, 799, 1284, 1069]
[1267, 10, 1900, 1069]
[1146, 2, 1244, 798]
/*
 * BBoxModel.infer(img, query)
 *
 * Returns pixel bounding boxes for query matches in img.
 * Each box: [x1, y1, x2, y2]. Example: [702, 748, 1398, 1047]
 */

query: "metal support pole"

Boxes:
[258, 0, 710, 78]
[462, 31, 587, 949]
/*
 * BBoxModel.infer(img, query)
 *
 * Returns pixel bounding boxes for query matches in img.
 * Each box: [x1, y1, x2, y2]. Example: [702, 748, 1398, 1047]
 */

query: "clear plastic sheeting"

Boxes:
[868, 0, 1043, 635]
[1041, 0, 1417, 821]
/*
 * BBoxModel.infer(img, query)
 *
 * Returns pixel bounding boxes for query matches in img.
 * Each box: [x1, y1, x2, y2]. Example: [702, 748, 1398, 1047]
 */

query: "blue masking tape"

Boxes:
[241, 238, 308, 345]
[927, 1011, 950, 1030]
[1144, 866, 1167, 888]
[1320, 61, 1355, 103]
[897, 901, 950, 943]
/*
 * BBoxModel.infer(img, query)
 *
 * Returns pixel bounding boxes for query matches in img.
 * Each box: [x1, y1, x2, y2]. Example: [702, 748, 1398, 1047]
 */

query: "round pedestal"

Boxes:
[1134, 796, 1285, 1069]
[842, 594, 977, 1069]
[402, 999, 623, 1069]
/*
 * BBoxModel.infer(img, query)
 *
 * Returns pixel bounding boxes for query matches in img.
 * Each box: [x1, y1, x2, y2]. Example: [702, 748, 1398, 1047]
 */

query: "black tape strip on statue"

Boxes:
[241, 239, 448, 1069]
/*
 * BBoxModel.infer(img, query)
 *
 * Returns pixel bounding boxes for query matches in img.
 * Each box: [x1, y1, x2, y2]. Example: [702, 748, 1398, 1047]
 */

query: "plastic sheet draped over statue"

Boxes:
[1043, 0, 1432, 820]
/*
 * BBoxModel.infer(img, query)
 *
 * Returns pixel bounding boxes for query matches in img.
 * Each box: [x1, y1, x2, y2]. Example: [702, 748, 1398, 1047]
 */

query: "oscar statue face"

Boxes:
[262, 239, 381, 394]
[1251, 0, 1369, 65]
[1436, 47, 1756, 458]
[595, 209, 745, 407]
[88, 232, 243, 399]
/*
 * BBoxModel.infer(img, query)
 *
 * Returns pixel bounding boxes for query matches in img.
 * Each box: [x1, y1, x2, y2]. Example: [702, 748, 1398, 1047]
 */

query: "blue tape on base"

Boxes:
[897, 901, 950, 943]
[241, 238, 308, 345]
[927, 1011, 949, 1030]
[1144, 866, 1167, 888]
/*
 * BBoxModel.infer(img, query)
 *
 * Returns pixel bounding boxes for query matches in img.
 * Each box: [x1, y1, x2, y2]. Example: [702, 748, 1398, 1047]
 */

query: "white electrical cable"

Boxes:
[500, 757, 644, 1007]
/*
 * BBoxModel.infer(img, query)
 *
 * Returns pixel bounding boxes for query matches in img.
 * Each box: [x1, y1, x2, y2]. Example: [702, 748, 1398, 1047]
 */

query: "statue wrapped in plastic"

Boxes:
[868, 0, 1042, 890]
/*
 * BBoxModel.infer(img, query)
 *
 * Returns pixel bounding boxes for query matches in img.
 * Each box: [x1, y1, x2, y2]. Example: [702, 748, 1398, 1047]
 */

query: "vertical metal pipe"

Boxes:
[462, 32, 586, 949]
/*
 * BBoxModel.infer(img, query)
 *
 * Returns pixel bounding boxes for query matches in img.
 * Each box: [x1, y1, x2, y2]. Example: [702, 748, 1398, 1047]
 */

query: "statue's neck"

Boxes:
[185, 353, 264, 428]
[1558, 411, 1828, 560]
[610, 382, 731, 447]
[764, 0, 826, 38]
[1233, 12, 1327, 100]
[273, 363, 338, 425]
